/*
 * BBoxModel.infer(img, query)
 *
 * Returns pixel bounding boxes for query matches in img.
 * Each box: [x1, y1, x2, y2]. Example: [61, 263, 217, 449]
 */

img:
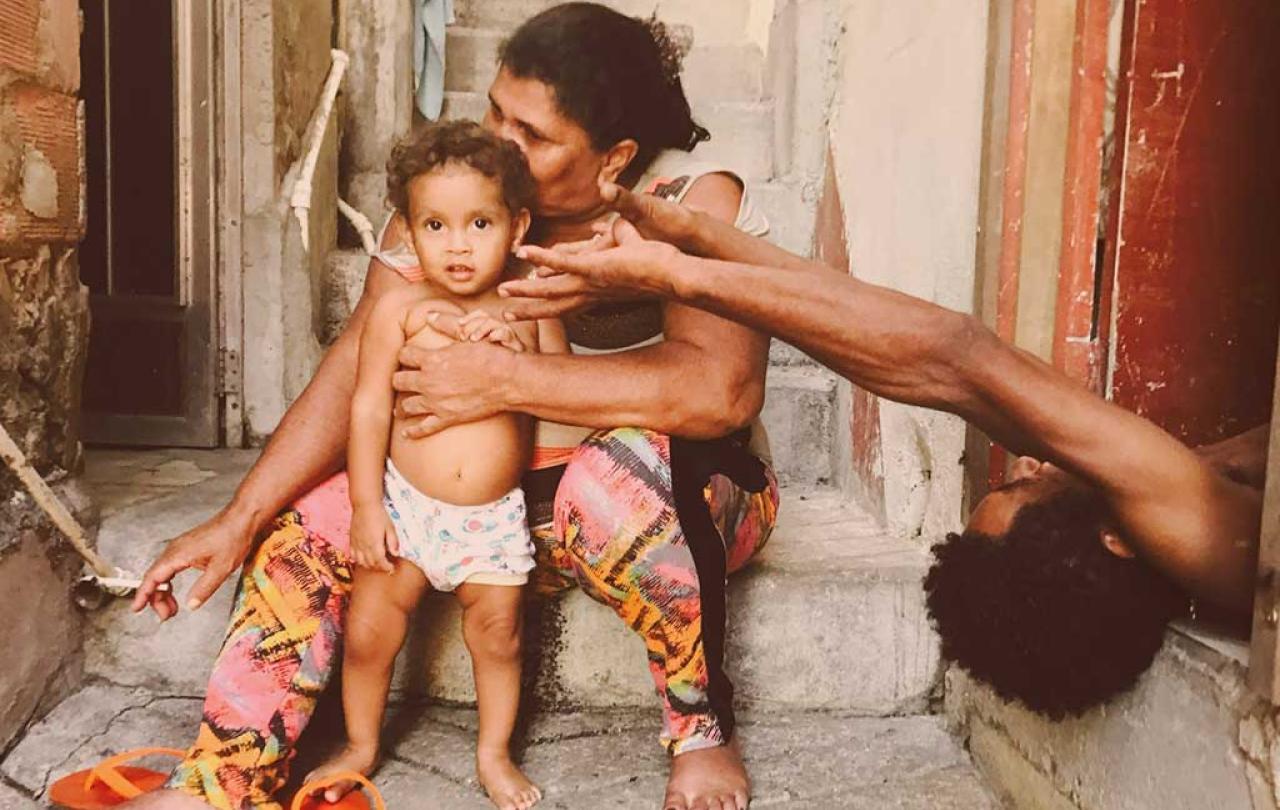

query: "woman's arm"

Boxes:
[395, 176, 770, 440]
[133, 229, 413, 617]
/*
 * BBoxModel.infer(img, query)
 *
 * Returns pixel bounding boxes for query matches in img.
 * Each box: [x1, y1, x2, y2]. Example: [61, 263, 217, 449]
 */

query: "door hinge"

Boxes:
[218, 348, 242, 396]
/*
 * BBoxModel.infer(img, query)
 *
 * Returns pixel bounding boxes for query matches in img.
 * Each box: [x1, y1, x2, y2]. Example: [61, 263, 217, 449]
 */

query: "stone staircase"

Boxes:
[71, 452, 939, 715]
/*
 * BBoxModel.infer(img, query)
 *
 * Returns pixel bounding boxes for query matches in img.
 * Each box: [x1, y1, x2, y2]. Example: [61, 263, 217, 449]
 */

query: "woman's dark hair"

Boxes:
[385, 119, 536, 215]
[499, 2, 710, 181]
[923, 486, 1186, 719]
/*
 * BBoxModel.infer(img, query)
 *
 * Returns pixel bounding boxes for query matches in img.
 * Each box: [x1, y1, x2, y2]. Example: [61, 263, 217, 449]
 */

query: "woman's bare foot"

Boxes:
[476, 747, 542, 810]
[303, 744, 379, 803]
[663, 739, 750, 810]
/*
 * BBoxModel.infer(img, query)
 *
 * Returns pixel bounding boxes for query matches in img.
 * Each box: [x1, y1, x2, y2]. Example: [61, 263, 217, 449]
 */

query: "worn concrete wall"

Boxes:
[0, 0, 89, 752]
[339, 0, 414, 227]
[948, 627, 1280, 810]
[241, 0, 338, 442]
[823, 0, 989, 539]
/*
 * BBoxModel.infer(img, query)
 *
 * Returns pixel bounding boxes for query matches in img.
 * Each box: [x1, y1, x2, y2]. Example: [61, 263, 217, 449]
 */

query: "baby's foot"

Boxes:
[304, 744, 380, 803]
[476, 748, 542, 810]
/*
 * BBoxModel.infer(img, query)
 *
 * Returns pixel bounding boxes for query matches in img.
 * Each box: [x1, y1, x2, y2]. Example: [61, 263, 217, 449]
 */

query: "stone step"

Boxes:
[82, 455, 939, 717]
[442, 90, 777, 182]
[446, 27, 765, 104]
[3, 687, 996, 808]
[761, 365, 838, 487]
[452, 0, 752, 47]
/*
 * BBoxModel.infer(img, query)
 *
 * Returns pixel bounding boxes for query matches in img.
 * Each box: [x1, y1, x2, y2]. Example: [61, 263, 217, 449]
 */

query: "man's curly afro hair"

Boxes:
[924, 486, 1186, 719]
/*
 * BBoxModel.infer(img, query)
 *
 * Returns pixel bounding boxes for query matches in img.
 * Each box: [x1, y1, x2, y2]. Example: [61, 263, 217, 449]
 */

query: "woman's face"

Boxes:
[483, 68, 615, 220]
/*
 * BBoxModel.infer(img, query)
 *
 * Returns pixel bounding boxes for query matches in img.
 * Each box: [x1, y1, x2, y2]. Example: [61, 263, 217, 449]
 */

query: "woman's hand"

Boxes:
[351, 505, 399, 572]
[393, 340, 518, 438]
[131, 507, 259, 620]
[499, 217, 687, 321]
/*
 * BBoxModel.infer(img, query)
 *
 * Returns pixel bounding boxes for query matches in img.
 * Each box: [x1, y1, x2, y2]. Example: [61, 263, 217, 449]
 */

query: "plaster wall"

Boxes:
[240, 0, 339, 442]
[824, 0, 990, 539]
[338, 0, 414, 226]
[948, 629, 1280, 810]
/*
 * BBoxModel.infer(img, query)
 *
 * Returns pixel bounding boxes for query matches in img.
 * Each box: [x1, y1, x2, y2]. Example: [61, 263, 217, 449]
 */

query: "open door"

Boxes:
[1103, 0, 1280, 445]
[79, 0, 218, 447]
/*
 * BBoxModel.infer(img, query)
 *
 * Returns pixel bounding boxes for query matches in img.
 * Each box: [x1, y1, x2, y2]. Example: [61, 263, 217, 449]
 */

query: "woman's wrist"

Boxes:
[220, 494, 272, 540]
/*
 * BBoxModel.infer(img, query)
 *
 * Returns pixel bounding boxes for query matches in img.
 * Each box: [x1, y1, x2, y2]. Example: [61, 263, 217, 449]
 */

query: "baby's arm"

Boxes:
[348, 290, 419, 570]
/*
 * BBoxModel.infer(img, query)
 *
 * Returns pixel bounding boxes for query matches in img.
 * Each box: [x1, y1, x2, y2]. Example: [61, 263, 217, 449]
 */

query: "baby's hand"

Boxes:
[457, 310, 526, 352]
[351, 505, 399, 573]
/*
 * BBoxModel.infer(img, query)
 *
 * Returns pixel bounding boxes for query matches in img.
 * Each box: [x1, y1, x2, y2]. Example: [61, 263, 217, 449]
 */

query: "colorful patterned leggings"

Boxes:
[165, 428, 778, 809]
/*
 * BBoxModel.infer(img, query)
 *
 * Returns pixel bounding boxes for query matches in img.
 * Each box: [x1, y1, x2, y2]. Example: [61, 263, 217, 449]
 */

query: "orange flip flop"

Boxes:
[290, 771, 387, 810]
[48, 747, 186, 809]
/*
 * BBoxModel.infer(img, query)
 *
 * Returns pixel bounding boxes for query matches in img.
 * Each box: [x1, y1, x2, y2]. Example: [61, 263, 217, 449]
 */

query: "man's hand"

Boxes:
[393, 340, 517, 439]
[500, 217, 686, 321]
[130, 508, 258, 620]
[351, 505, 399, 572]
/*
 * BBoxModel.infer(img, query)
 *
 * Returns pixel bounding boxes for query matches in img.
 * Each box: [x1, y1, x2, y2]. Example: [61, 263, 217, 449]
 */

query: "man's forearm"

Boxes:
[666, 250, 1184, 477]
[686, 207, 815, 273]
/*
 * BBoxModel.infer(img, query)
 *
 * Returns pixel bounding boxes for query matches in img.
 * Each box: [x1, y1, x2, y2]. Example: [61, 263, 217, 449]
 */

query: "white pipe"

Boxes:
[291, 49, 350, 252]
[338, 197, 379, 254]
[0, 422, 113, 577]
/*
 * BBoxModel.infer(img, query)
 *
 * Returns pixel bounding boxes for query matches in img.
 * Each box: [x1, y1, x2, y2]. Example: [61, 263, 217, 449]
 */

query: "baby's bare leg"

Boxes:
[456, 582, 541, 810]
[307, 562, 427, 801]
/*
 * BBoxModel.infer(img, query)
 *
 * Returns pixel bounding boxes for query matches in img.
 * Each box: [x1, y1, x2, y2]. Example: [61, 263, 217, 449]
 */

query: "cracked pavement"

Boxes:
[2, 684, 996, 808]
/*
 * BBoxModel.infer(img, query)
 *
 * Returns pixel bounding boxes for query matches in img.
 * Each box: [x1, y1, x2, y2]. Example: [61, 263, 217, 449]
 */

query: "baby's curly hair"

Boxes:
[385, 120, 536, 216]
[924, 486, 1186, 719]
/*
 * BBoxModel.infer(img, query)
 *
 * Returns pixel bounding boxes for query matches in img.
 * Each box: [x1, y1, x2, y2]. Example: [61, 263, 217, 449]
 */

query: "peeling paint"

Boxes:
[19, 145, 57, 219]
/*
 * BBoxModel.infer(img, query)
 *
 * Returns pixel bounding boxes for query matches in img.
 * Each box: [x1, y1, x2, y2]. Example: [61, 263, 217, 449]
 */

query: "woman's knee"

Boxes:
[556, 427, 676, 564]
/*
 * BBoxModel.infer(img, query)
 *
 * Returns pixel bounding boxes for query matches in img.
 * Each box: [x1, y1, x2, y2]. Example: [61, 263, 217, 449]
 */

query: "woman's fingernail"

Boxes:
[503, 312, 516, 321]
[498, 287, 510, 297]
[186, 598, 200, 610]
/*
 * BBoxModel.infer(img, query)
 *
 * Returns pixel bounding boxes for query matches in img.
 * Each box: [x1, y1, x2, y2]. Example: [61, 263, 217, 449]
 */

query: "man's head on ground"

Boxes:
[386, 120, 536, 298]
[924, 457, 1187, 719]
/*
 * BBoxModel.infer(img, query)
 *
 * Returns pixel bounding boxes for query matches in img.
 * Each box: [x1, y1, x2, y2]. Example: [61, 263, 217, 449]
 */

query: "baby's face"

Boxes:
[405, 164, 528, 298]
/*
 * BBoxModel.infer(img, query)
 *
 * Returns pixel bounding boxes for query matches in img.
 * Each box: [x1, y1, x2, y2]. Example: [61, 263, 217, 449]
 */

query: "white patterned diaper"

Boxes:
[382, 460, 535, 592]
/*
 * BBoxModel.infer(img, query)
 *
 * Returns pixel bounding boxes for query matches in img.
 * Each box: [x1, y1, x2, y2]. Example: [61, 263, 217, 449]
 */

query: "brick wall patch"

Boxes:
[0, 0, 41, 77]
[0, 83, 82, 246]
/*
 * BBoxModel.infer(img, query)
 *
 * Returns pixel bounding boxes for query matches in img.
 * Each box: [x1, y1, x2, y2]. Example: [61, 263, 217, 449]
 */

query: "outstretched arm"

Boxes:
[514, 193, 1261, 613]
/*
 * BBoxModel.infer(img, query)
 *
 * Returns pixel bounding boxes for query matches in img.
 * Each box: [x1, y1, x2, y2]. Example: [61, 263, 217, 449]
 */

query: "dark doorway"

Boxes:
[79, 0, 218, 447]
